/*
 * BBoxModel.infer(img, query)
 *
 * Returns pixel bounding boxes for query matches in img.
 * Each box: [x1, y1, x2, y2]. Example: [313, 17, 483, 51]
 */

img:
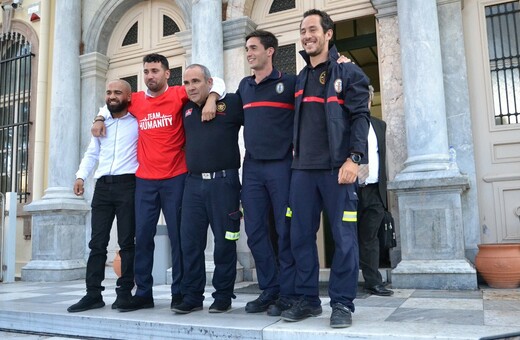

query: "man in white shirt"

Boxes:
[68, 79, 138, 312]
[357, 85, 393, 297]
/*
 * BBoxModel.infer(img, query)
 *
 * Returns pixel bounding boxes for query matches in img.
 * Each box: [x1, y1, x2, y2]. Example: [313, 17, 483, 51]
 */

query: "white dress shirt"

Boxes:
[365, 123, 379, 185]
[76, 112, 138, 180]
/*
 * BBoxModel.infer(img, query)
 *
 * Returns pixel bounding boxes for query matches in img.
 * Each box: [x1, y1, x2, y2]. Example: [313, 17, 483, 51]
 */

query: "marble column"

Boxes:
[371, 0, 406, 267]
[191, 0, 224, 77]
[387, 0, 476, 289]
[223, 16, 257, 280]
[22, 0, 90, 281]
[398, 0, 450, 174]
[437, 0, 480, 262]
[79, 53, 110, 199]
[176, 0, 243, 283]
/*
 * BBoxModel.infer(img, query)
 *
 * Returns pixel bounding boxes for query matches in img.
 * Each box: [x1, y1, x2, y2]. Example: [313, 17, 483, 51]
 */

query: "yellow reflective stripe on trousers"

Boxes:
[286, 207, 292, 218]
[225, 231, 240, 240]
[342, 211, 357, 222]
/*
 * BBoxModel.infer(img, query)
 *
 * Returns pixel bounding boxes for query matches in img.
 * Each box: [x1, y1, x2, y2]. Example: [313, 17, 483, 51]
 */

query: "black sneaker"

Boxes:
[209, 299, 231, 313]
[330, 302, 352, 328]
[117, 296, 154, 312]
[281, 298, 322, 322]
[171, 294, 183, 309]
[111, 294, 131, 310]
[171, 301, 203, 314]
[67, 295, 105, 313]
[267, 296, 294, 316]
[245, 291, 278, 313]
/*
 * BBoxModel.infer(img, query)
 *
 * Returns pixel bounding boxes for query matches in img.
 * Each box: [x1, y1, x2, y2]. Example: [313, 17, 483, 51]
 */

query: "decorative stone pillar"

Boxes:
[387, 0, 476, 289]
[176, 30, 193, 65]
[78, 52, 111, 259]
[22, 0, 90, 281]
[177, 0, 245, 283]
[79, 53, 109, 199]
[223, 16, 256, 280]
[371, 0, 406, 267]
[191, 0, 224, 77]
[437, 0, 480, 261]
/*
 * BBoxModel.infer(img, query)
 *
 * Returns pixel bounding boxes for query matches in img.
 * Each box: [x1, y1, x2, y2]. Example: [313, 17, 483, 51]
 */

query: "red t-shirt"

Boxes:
[129, 86, 188, 179]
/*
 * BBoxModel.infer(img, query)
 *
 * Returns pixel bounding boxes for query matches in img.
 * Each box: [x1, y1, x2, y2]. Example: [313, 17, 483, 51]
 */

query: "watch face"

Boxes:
[351, 154, 361, 163]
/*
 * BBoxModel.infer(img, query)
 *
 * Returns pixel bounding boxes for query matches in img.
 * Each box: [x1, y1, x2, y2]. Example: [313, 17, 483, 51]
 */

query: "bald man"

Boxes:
[68, 79, 138, 313]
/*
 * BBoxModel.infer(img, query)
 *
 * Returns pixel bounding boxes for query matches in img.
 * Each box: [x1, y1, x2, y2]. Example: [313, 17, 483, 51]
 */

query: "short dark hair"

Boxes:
[245, 30, 279, 60]
[185, 63, 212, 81]
[143, 53, 169, 70]
[301, 9, 334, 33]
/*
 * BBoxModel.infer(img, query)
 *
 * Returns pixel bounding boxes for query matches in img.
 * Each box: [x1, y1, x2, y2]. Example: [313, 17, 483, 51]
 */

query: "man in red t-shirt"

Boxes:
[92, 53, 225, 312]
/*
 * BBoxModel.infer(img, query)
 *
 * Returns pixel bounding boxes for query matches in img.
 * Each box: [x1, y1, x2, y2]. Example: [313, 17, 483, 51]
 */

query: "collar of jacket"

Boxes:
[299, 43, 339, 67]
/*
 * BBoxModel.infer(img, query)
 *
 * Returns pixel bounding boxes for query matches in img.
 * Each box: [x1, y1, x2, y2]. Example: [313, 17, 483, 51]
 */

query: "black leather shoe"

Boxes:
[209, 299, 231, 313]
[245, 291, 278, 313]
[111, 295, 131, 310]
[281, 298, 322, 322]
[67, 295, 105, 313]
[117, 296, 154, 312]
[330, 302, 352, 328]
[171, 301, 203, 314]
[170, 294, 183, 309]
[365, 284, 394, 296]
[267, 296, 294, 316]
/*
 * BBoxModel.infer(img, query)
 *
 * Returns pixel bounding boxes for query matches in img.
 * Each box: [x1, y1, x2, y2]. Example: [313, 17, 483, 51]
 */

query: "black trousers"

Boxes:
[357, 183, 385, 288]
[86, 175, 136, 297]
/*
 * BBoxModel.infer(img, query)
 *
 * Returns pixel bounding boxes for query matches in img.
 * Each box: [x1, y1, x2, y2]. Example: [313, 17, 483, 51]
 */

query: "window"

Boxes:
[275, 43, 296, 75]
[168, 67, 183, 86]
[121, 75, 138, 93]
[0, 32, 33, 203]
[122, 22, 138, 46]
[485, 1, 520, 125]
[269, 0, 295, 14]
[163, 15, 180, 37]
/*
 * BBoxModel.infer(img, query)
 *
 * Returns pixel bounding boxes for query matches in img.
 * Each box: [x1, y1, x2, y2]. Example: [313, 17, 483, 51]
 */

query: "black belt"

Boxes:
[359, 182, 378, 188]
[189, 170, 229, 180]
[98, 174, 135, 184]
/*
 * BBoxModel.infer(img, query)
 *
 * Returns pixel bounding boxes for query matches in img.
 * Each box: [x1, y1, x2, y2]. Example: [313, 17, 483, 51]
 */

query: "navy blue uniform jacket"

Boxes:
[293, 44, 370, 168]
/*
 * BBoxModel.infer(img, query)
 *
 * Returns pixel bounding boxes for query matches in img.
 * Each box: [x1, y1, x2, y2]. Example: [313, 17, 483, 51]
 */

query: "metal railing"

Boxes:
[0, 32, 33, 203]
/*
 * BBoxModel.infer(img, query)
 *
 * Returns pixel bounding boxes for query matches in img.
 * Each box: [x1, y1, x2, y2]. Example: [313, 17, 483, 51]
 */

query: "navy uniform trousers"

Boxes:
[180, 169, 241, 306]
[134, 174, 187, 298]
[289, 169, 359, 312]
[87, 175, 136, 298]
[241, 152, 295, 298]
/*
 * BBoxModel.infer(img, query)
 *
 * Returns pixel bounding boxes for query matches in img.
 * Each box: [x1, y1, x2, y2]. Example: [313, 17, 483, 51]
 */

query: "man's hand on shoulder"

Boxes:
[201, 92, 219, 122]
[337, 54, 352, 64]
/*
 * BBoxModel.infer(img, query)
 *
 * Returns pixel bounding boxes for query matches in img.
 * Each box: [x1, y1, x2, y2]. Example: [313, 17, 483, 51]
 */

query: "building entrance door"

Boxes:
[464, 0, 520, 244]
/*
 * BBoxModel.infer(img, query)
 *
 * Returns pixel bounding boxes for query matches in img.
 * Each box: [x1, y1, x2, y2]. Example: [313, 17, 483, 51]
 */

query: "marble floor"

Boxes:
[1, 276, 520, 340]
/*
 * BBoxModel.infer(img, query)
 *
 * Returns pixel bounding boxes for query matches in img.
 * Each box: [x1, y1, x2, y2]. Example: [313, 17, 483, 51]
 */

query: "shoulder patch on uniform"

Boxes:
[185, 108, 192, 117]
[334, 79, 342, 93]
[276, 82, 284, 94]
[217, 102, 226, 112]
[319, 71, 327, 85]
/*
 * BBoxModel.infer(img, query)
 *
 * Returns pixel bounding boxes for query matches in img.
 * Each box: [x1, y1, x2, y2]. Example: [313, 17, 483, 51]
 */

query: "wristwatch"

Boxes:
[349, 153, 362, 164]
[92, 116, 105, 124]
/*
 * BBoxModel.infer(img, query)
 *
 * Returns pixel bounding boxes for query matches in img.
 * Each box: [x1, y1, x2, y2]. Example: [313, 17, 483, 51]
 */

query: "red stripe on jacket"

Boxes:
[243, 101, 295, 110]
